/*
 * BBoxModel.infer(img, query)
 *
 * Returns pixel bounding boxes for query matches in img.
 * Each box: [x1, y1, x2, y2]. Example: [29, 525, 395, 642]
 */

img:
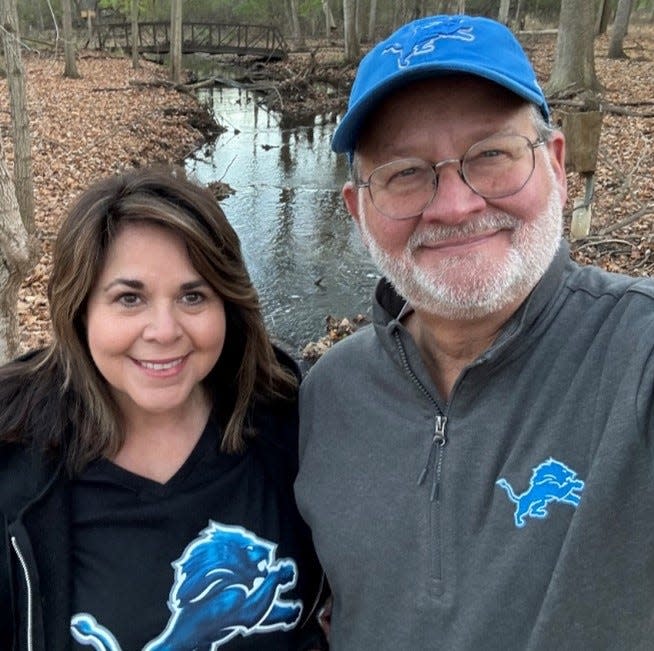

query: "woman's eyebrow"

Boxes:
[102, 278, 143, 291]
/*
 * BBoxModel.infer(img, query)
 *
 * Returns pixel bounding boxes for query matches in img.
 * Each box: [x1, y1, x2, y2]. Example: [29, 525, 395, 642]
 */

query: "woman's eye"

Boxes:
[181, 292, 205, 305]
[117, 293, 141, 307]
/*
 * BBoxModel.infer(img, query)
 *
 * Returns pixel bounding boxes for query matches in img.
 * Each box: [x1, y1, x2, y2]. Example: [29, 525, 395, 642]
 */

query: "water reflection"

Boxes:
[185, 84, 379, 351]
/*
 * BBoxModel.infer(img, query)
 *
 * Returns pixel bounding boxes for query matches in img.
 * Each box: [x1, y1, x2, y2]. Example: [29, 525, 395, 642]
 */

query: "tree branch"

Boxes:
[597, 204, 654, 235]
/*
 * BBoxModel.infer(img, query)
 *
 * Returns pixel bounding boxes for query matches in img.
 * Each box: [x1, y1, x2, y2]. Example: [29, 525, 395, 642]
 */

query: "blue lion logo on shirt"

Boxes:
[496, 458, 585, 528]
[70, 521, 303, 650]
[382, 17, 474, 68]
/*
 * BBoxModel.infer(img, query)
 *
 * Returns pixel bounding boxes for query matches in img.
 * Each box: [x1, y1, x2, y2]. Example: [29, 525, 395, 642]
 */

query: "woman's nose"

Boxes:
[142, 305, 182, 342]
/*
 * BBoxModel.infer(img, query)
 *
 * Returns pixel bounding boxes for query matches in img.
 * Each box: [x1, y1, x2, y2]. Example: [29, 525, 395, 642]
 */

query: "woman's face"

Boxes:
[85, 222, 226, 423]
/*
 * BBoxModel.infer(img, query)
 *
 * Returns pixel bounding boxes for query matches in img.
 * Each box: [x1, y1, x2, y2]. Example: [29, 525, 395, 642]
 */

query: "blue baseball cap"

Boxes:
[332, 14, 549, 155]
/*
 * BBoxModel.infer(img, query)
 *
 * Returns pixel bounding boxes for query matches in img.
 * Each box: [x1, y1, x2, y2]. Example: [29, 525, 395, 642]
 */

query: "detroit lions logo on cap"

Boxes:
[383, 17, 474, 69]
[496, 458, 585, 528]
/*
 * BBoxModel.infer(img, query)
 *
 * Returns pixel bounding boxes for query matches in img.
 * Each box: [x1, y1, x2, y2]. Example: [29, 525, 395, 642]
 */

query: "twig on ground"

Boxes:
[597, 204, 654, 235]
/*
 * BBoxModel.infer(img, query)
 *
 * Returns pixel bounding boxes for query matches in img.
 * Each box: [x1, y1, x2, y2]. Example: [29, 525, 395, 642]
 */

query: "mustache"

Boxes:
[407, 212, 520, 249]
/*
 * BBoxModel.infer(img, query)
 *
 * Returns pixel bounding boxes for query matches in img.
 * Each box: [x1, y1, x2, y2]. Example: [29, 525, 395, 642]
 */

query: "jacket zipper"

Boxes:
[393, 329, 448, 582]
[417, 415, 447, 501]
[11, 536, 34, 651]
[393, 329, 448, 494]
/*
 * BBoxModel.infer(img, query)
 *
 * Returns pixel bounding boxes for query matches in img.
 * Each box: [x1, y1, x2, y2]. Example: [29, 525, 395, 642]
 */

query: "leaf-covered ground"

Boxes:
[1, 24, 653, 353]
[0, 52, 212, 351]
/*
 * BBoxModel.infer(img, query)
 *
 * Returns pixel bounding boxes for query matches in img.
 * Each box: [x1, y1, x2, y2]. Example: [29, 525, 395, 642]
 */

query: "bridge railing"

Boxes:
[97, 21, 288, 58]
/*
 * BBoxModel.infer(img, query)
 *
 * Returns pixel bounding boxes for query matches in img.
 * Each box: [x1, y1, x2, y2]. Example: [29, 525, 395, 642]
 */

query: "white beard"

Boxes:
[358, 164, 563, 321]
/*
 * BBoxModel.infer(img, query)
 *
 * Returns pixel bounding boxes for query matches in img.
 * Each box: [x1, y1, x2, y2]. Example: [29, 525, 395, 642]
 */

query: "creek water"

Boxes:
[184, 64, 380, 351]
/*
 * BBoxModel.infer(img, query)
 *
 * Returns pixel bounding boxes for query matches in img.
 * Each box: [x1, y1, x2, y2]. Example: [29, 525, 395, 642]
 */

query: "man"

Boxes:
[295, 14, 654, 651]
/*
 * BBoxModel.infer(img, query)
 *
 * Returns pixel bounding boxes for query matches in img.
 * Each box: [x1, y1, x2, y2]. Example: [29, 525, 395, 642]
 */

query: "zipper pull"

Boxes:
[430, 416, 447, 501]
[431, 475, 440, 502]
[417, 415, 448, 486]
[434, 415, 447, 446]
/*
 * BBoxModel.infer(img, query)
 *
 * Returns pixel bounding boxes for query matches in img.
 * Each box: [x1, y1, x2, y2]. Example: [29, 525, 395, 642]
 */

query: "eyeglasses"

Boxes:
[356, 133, 547, 220]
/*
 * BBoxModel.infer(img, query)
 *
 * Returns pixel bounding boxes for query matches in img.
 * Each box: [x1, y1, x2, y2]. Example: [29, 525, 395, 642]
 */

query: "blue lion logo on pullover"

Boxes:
[70, 521, 303, 650]
[496, 458, 585, 528]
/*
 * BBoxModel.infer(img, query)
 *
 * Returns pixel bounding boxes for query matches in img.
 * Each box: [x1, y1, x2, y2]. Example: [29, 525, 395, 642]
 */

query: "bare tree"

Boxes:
[322, 0, 331, 39]
[131, 0, 140, 69]
[0, 0, 35, 232]
[514, 0, 525, 29]
[367, 0, 378, 42]
[546, 0, 600, 96]
[0, 0, 38, 360]
[608, 0, 635, 59]
[498, 0, 511, 24]
[343, 0, 360, 61]
[62, 0, 80, 78]
[595, 0, 611, 35]
[0, 145, 33, 361]
[289, 0, 305, 48]
[170, 0, 182, 83]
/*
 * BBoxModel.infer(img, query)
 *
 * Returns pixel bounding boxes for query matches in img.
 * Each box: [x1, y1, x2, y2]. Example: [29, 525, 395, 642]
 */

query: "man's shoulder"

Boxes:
[560, 264, 654, 345]
[306, 323, 378, 372]
[566, 263, 654, 303]
[300, 324, 384, 397]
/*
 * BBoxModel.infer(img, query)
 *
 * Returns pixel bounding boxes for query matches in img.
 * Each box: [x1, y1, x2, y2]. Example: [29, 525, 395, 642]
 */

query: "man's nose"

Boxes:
[420, 163, 487, 224]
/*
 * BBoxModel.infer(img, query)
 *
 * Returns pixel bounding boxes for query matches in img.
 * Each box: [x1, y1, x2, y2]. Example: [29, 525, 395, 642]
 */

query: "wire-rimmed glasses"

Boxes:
[356, 133, 547, 220]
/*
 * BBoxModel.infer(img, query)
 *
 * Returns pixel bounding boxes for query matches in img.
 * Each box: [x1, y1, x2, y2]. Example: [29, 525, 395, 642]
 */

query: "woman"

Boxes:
[0, 168, 326, 650]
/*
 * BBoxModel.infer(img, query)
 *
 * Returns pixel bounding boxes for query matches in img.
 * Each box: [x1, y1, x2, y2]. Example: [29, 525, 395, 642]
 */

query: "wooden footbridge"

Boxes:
[97, 22, 288, 60]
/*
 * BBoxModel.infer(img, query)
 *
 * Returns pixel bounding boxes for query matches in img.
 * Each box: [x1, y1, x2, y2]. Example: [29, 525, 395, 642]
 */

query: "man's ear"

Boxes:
[547, 130, 568, 205]
[342, 181, 361, 225]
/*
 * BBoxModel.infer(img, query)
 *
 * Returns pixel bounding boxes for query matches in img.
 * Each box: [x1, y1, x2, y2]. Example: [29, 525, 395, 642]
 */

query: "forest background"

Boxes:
[2, 0, 654, 358]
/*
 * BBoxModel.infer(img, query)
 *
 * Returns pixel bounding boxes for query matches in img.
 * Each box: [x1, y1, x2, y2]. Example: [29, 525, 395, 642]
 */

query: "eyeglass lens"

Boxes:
[365, 134, 538, 220]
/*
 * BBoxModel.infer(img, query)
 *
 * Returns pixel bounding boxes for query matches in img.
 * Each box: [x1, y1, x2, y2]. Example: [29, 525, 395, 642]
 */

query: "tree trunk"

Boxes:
[546, 0, 600, 96]
[367, 0, 377, 42]
[456, 0, 466, 13]
[170, 0, 182, 84]
[0, 0, 35, 233]
[498, 0, 511, 24]
[289, 0, 305, 48]
[595, 0, 611, 35]
[62, 0, 80, 78]
[131, 0, 139, 69]
[608, 0, 634, 59]
[322, 0, 330, 39]
[355, 0, 361, 42]
[86, 11, 93, 46]
[37, 0, 46, 31]
[0, 143, 34, 362]
[343, 0, 360, 62]
[514, 0, 525, 29]
[322, 0, 336, 39]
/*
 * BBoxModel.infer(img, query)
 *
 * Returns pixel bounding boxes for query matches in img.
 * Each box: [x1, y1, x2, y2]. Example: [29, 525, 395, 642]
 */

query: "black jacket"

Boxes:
[1, 354, 326, 651]
[1, 444, 71, 649]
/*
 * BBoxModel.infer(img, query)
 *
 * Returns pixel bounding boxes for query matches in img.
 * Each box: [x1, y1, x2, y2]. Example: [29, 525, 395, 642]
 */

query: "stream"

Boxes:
[184, 66, 379, 351]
